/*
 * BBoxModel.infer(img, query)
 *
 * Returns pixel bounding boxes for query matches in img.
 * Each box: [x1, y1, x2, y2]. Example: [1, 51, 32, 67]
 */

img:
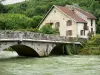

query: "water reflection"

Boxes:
[0, 51, 100, 75]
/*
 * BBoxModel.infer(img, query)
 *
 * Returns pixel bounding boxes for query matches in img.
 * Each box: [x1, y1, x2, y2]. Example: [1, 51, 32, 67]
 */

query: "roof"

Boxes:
[55, 5, 87, 23]
[39, 5, 96, 26]
[75, 8, 96, 19]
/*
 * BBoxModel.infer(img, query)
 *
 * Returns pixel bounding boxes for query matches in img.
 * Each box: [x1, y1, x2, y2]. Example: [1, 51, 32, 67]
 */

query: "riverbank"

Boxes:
[79, 35, 100, 55]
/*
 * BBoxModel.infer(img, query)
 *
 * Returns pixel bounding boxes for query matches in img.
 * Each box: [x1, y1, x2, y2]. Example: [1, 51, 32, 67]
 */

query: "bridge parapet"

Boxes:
[0, 30, 87, 43]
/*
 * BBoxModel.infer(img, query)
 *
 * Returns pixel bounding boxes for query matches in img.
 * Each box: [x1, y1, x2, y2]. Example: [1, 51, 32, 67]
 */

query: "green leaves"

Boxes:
[39, 24, 57, 34]
[0, 3, 7, 13]
[0, 14, 33, 29]
[0, 0, 100, 33]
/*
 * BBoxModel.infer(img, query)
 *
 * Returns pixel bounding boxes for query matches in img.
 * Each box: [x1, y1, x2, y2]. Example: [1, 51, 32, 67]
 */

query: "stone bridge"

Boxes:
[0, 31, 84, 57]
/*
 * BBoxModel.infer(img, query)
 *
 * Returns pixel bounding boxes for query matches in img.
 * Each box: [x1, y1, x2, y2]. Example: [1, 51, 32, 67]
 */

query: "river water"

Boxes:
[0, 51, 100, 75]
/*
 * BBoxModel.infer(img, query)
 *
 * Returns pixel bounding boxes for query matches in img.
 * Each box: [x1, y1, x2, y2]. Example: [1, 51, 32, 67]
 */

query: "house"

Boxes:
[39, 5, 96, 38]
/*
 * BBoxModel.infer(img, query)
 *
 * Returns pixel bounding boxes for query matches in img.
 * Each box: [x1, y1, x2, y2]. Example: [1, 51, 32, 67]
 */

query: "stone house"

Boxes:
[39, 5, 96, 38]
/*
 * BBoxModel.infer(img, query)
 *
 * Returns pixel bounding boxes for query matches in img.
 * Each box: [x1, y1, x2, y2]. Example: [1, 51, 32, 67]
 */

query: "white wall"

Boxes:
[93, 20, 96, 35]
[87, 19, 96, 35]
[77, 23, 88, 38]
[75, 9, 96, 37]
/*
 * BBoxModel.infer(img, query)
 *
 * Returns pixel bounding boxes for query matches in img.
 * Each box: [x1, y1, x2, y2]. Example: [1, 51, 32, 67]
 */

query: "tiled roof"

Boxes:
[75, 8, 96, 19]
[55, 5, 87, 23]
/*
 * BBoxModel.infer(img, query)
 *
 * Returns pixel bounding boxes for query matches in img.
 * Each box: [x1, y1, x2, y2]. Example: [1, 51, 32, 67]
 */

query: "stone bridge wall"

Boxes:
[0, 31, 86, 57]
[0, 30, 87, 42]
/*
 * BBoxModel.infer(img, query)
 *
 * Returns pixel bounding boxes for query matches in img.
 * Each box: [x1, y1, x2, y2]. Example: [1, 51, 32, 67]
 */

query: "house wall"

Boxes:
[93, 20, 96, 35]
[39, 6, 96, 38]
[87, 19, 96, 35]
[77, 23, 88, 38]
[40, 7, 77, 37]
[74, 9, 96, 37]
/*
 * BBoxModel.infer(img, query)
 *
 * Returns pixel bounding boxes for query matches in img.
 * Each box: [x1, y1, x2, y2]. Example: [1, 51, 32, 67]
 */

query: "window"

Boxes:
[55, 22, 60, 31]
[84, 23, 88, 30]
[66, 30, 72, 36]
[91, 28, 94, 35]
[91, 28, 93, 33]
[67, 20, 72, 26]
[55, 22, 60, 28]
[45, 22, 53, 25]
[54, 10, 56, 13]
[49, 22, 53, 25]
[80, 30, 84, 36]
[91, 19, 93, 26]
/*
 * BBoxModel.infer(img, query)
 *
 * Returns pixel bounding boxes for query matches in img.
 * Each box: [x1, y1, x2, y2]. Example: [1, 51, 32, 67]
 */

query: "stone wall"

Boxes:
[0, 30, 87, 42]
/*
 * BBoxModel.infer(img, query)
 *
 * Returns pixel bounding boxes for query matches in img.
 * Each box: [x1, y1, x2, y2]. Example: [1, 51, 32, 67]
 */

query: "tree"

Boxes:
[0, 3, 7, 13]
[0, 0, 5, 3]
[95, 0, 100, 3]
[0, 14, 33, 30]
[0, 19, 6, 29]
[31, 15, 43, 28]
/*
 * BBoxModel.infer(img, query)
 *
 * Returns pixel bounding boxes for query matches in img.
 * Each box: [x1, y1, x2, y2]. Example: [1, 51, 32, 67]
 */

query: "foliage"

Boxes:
[13, 28, 38, 32]
[31, 15, 43, 28]
[39, 24, 57, 34]
[0, 0, 5, 3]
[0, 0, 100, 33]
[0, 14, 34, 29]
[79, 34, 100, 55]
[0, 3, 7, 13]
[4, 47, 14, 51]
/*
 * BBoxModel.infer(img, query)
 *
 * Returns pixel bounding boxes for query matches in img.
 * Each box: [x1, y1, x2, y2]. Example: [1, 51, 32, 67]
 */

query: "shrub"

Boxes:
[39, 24, 57, 34]
[79, 34, 100, 55]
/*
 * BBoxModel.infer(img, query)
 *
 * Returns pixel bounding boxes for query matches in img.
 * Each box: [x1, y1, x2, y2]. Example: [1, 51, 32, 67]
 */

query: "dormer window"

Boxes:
[67, 20, 72, 26]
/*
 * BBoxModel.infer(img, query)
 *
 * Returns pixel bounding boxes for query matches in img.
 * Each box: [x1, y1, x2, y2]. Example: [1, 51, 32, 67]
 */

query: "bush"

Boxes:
[79, 34, 100, 55]
[39, 24, 57, 34]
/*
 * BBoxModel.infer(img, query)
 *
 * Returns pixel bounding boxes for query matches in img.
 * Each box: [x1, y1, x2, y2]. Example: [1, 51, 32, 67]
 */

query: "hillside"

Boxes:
[0, 0, 100, 33]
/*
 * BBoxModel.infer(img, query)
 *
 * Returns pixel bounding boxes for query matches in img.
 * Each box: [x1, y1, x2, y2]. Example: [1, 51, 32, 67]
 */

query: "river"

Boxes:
[0, 51, 100, 75]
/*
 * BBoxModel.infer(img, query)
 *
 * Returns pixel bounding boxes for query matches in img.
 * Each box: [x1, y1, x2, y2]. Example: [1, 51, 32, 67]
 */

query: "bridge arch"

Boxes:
[0, 42, 40, 57]
[11, 45, 40, 57]
[49, 44, 69, 55]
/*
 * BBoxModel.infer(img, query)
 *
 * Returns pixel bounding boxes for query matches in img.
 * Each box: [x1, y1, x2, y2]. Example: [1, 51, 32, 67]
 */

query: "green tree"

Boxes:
[0, 14, 33, 29]
[0, 3, 7, 13]
[31, 15, 43, 28]
[0, 19, 7, 29]
[0, 0, 5, 3]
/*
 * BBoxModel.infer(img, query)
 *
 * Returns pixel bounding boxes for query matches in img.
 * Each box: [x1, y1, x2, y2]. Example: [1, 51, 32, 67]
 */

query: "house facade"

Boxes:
[39, 5, 96, 38]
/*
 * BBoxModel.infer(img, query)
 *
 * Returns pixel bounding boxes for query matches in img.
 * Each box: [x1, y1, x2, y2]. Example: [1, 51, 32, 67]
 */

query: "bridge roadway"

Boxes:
[0, 31, 83, 57]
